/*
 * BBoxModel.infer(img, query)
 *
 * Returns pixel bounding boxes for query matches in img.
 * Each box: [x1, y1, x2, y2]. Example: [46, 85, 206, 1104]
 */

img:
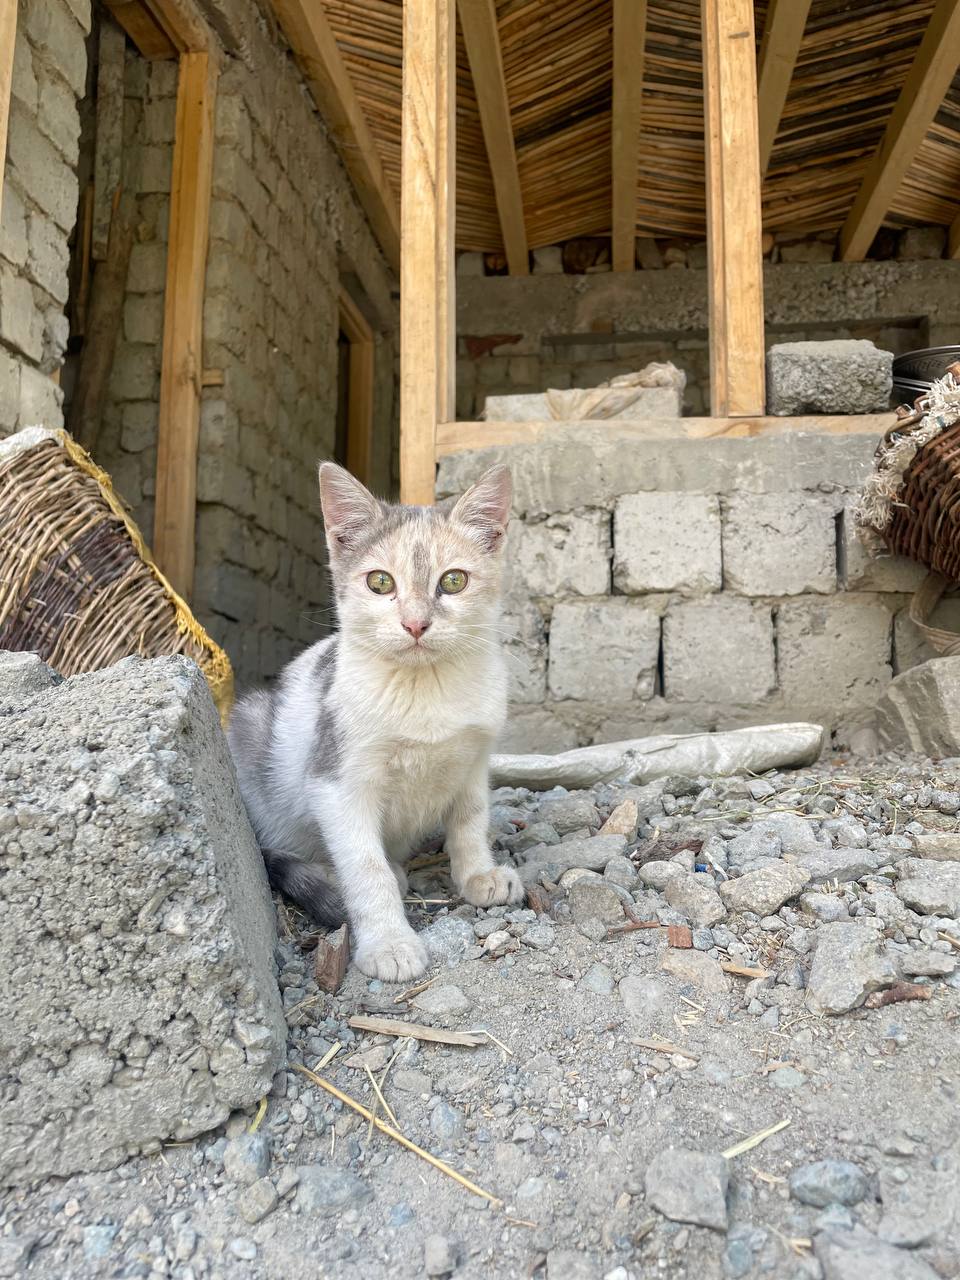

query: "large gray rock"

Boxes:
[644, 1148, 729, 1230]
[876, 658, 960, 756]
[766, 340, 893, 415]
[814, 1227, 939, 1280]
[805, 922, 899, 1015]
[0, 653, 285, 1185]
[895, 857, 960, 918]
[718, 863, 811, 916]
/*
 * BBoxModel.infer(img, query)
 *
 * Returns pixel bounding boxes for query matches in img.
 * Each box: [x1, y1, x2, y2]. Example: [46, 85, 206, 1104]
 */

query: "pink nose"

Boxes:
[402, 618, 431, 639]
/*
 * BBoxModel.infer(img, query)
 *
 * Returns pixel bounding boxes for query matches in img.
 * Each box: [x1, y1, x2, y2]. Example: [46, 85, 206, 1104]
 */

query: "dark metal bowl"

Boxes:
[893, 346, 960, 403]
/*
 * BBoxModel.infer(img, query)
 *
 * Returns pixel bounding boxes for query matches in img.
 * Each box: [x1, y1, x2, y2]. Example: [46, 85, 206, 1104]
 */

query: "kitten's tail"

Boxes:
[262, 851, 347, 927]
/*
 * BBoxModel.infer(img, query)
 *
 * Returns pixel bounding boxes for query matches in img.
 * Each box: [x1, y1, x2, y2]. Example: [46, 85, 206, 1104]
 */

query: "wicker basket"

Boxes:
[0, 426, 233, 718]
[856, 361, 960, 656]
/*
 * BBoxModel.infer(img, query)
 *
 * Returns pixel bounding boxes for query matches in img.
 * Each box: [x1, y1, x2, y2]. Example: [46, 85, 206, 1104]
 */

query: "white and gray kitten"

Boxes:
[227, 462, 523, 982]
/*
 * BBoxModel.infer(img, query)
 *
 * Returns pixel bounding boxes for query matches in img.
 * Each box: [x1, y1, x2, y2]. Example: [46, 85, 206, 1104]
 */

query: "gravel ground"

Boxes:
[4, 752, 960, 1280]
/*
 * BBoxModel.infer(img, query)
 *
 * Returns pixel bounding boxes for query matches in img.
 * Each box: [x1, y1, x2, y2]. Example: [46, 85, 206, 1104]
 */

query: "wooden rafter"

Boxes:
[339, 291, 375, 485]
[756, 0, 811, 174]
[0, 0, 17, 226]
[458, 0, 528, 276]
[270, 0, 401, 272]
[840, 0, 960, 262]
[400, 0, 454, 504]
[611, 0, 647, 272]
[153, 52, 218, 598]
[102, 0, 178, 59]
[702, 0, 765, 417]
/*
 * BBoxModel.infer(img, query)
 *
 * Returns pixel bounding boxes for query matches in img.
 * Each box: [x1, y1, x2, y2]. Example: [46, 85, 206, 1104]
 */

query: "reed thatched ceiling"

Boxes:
[309, 0, 960, 262]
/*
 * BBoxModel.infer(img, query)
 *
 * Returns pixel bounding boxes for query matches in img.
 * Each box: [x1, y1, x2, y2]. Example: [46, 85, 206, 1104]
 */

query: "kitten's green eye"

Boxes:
[439, 569, 468, 594]
[366, 570, 395, 595]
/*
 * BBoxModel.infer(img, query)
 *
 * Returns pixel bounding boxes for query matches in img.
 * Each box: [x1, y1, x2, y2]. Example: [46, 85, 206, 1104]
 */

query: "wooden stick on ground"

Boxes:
[294, 1064, 501, 1206]
[721, 962, 771, 980]
[722, 1118, 791, 1159]
[348, 1014, 487, 1047]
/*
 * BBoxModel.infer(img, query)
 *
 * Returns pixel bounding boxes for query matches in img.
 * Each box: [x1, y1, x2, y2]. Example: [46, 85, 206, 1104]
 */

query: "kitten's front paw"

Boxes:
[354, 929, 429, 983]
[462, 866, 524, 908]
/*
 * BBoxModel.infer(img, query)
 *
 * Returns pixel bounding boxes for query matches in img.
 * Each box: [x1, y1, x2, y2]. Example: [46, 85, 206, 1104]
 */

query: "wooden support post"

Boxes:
[756, 0, 811, 174]
[840, 0, 960, 263]
[400, 0, 454, 505]
[458, 0, 528, 276]
[153, 51, 217, 599]
[611, 0, 647, 272]
[93, 16, 127, 261]
[950, 211, 960, 261]
[0, 0, 17, 227]
[339, 291, 375, 485]
[702, 0, 765, 417]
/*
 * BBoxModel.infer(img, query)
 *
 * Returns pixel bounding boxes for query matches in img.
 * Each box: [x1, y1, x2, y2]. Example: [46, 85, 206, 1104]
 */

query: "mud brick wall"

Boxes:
[438, 428, 951, 753]
[0, 0, 91, 432]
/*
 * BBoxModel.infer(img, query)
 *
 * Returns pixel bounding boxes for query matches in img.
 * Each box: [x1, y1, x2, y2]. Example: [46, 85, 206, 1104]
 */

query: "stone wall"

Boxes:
[73, 0, 399, 688]
[0, 0, 91, 432]
[437, 427, 952, 753]
[455, 256, 960, 419]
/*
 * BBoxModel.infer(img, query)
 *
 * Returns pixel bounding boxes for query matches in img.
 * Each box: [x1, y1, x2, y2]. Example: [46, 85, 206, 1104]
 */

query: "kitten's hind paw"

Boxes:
[462, 866, 524, 908]
[354, 929, 429, 983]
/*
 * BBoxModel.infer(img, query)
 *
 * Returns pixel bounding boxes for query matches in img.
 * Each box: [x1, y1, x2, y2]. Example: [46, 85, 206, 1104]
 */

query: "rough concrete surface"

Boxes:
[766, 340, 893, 416]
[0, 652, 285, 1184]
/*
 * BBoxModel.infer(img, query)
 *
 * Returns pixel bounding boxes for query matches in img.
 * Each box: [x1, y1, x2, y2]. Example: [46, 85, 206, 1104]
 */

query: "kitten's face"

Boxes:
[319, 464, 511, 667]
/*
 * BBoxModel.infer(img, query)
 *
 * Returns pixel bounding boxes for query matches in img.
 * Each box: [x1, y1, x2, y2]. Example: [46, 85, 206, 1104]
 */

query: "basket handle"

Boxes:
[908, 570, 960, 656]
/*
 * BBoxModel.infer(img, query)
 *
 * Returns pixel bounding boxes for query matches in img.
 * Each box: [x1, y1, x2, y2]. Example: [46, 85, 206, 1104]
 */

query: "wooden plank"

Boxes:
[348, 1015, 487, 1047]
[103, 0, 178, 59]
[93, 16, 127, 262]
[756, 0, 812, 174]
[435, 414, 896, 457]
[339, 290, 376, 484]
[0, 0, 17, 227]
[270, 0, 400, 272]
[144, 0, 209, 52]
[458, 0, 528, 276]
[153, 52, 218, 599]
[400, 0, 454, 504]
[839, 0, 960, 262]
[611, 0, 647, 272]
[702, 0, 765, 416]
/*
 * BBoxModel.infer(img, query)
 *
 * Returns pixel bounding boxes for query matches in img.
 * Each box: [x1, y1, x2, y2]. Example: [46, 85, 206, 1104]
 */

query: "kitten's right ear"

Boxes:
[318, 463, 381, 552]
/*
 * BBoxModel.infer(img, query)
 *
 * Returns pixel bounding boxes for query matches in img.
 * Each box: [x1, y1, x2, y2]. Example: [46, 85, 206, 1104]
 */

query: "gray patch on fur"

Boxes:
[262, 850, 345, 926]
[226, 690, 275, 783]
[411, 540, 431, 590]
[335, 505, 444, 584]
[310, 638, 342, 777]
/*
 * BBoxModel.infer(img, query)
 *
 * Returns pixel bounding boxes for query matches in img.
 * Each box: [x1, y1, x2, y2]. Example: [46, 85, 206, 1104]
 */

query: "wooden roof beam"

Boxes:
[611, 0, 647, 272]
[840, 0, 960, 262]
[270, 0, 401, 272]
[756, 0, 811, 174]
[458, 0, 528, 276]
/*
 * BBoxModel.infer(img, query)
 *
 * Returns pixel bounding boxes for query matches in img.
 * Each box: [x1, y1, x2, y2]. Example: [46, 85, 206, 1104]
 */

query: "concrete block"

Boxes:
[876, 658, 960, 754]
[663, 597, 775, 703]
[498, 707, 581, 755]
[120, 401, 158, 453]
[776, 596, 893, 710]
[26, 210, 70, 304]
[532, 245, 563, 274]
[18, 363, 64, 427]
[108, 345, 158, 401]
[838, 505, 925, 592]
[42, 305, 70, 368]
[456, 251, 485, 277]
[508, 511, 611, 599]
[502, 602, 547, 704]
[778, 241, 835, 264]
[7, 104, 78, 233]
[897, 226, 945, 261]
[127, 242, 168, 294]
[11, 29, 38, 112]
[140, 144, 173, 194]
[0, 183, 28, 268]
[124, 293, 164, 346]
[216, 94, 254, 161]
[0, 346, 22, 431]
[0, 262, 43, 362]
[37, 70, 80, 165]
[548, 599, 660, 701]
[24, 0, 87, 97]
[614, 492, 721, 594]
[766, 340, 893, 415]
[0, 653, 285, 1184]
[723, 493, 839, 595]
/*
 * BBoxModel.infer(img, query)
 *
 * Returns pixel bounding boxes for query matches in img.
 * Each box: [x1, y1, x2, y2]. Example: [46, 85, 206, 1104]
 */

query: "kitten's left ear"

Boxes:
[449, 464, 512, 552]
